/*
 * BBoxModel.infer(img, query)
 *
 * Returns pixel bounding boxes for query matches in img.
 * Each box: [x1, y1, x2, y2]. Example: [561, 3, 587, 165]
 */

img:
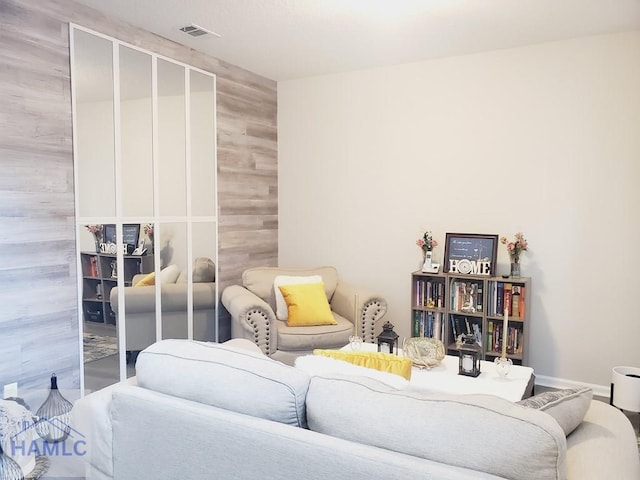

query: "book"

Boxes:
[476, 283, 483, 312]
[512, 286, 521, 317]
[90, 256, 98, 277]
[503, 283, 512, 316]
[518, 286, 526, 318]
[434, 312, 442, 341]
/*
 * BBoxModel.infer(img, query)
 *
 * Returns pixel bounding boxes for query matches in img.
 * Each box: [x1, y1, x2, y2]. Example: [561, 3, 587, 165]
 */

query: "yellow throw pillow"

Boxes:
[134, 271, 156, 287]
[313, 349, 412, 380]
[278, 283, 337, 327]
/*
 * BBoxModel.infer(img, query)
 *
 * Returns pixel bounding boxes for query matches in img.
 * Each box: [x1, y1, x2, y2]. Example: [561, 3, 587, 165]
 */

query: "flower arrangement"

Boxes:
[500, 232, 528, 262]
[144, 224, 154, 237]
[416, 230, 438, 253]
[85, 224, 103, 235]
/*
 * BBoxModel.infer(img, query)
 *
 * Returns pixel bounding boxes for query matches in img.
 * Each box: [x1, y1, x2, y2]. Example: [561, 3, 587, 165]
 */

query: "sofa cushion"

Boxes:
[274, 274, 322, 320]
[306, 376, 567, 480]
[276, 313, 353, 351]
[159, 264, 181, 284]
[136, 339, 311, 427]
[177, 257, 216, 284]
[134, 271, 156, 287]
[518, 387, 593, 435]
[242, 266, 339, 311]
[279, 283, 337, 326]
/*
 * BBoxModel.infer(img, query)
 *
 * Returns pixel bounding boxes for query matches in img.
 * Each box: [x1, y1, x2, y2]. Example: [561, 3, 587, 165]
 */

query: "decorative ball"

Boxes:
[0, 399, 36, 477]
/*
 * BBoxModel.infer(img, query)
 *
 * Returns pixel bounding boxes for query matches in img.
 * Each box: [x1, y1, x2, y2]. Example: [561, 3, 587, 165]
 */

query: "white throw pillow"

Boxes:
[273, 275, 322, 320]
[159, 264, 181, 284]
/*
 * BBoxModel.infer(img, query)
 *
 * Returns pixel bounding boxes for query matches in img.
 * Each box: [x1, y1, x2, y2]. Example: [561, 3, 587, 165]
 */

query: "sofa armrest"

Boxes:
[331, 282, 387, 342]
[566, 400, 640, 479]
[221, 285, 277, 356]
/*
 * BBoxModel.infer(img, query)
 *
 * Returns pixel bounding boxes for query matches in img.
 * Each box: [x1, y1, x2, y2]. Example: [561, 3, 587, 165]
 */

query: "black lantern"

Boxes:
[458, 334, 481, 377]
[377, 321, 399, 355]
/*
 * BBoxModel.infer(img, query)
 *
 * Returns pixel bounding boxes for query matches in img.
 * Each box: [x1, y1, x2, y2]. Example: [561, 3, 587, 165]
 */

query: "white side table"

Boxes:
[610, 366, 640, 432]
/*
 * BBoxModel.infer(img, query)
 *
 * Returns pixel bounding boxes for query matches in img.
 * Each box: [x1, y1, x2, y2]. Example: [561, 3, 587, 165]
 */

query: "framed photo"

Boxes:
[102, 224, 140, 252]
[103, 224, 116, 245]
[443, 233, 498, 275]
[122, 224, 140, 250]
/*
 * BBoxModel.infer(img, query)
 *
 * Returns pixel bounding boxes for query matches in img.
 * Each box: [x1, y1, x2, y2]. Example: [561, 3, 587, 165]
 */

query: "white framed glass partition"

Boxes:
[70, 24, 218, 394]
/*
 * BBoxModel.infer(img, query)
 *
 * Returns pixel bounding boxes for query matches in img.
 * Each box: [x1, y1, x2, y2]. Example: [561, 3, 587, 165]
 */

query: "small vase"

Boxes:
[421, 250, 433, 272]
[510, 259, 520, 277]
[35, 374, 73, 443]
[494, 356, 513, 378]
[93, 234, 102, 253]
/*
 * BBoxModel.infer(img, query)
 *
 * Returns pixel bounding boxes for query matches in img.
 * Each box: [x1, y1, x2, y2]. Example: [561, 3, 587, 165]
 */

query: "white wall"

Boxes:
[278, 31, 640, 391]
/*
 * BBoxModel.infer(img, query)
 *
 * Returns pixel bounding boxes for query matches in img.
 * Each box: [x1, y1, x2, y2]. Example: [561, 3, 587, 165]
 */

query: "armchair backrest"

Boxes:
[242, 266, 339, 312]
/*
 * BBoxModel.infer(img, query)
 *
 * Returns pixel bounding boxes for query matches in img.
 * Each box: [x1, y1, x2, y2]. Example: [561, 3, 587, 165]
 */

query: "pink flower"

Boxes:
[416, 231, 438, 252]
[501, 233, 529, 261]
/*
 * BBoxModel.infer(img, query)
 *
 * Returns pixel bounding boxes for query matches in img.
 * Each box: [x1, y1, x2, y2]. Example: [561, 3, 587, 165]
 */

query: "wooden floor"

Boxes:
[83, 321, 134, 394]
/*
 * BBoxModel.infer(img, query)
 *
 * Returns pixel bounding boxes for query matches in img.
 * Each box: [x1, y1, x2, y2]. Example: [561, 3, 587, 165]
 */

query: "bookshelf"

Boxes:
[411, 271, 531, 366]
[80, 252, 153, 325]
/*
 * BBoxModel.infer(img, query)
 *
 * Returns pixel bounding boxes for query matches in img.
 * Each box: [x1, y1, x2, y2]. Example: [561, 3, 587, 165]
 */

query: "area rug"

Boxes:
[83, 332, 117, 363]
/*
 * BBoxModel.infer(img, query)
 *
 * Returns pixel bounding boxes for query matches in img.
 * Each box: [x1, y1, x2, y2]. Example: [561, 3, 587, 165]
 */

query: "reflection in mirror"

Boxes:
[158, 59, 186, 217]
[154, 223, 189, 341]
[190, 71, 216, 217]
[111, 224, 154, 377]
[74, 29, 115, 218]
[73, 29, 120, 393]
[120, 45, 153, 218]
[192, 222, 217, 341]
[72, 26, 218, 394]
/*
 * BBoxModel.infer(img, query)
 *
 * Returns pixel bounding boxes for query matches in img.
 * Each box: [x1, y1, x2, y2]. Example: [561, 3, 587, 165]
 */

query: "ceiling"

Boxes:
[73, 0, 640, 81]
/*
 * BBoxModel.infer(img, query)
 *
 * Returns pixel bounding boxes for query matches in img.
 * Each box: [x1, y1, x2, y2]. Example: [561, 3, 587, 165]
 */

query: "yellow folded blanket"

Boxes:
[313, 349, 412, 380]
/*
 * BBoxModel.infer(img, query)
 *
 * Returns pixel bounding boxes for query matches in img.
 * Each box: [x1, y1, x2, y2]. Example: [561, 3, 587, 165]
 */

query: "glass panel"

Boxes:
[117, 223, 154, 378]
[190, 71, 216, 217]
[120, 46, 153, 217]
[157, 59, 186, 217]
[74, 30, 115, 218]
[192, 221, 217, 341]
[157, 222, 188, 340]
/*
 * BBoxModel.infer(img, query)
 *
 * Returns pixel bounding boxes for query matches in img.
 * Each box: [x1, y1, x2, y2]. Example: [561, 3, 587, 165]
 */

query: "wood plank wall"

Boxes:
[0, 0, 277, 403]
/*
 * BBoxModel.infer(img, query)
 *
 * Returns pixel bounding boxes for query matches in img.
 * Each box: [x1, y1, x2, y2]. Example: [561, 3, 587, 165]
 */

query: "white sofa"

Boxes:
[72, 340, 640, 480]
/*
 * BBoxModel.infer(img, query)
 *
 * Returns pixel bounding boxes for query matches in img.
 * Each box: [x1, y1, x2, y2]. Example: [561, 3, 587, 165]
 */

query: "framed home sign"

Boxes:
[443, 233, 498, 275]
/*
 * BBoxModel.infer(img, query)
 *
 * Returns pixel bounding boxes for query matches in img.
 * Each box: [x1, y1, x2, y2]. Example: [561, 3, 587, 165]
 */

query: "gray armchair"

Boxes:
[221, 266, 387, 365]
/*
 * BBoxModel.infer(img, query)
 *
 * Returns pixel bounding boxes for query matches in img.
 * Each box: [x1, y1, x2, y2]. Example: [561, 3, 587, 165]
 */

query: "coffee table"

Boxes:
[341, 342, 535, 402]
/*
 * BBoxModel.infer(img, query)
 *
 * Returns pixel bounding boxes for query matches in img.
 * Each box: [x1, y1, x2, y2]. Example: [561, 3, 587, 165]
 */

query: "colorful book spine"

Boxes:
[503, 283, 512, 316]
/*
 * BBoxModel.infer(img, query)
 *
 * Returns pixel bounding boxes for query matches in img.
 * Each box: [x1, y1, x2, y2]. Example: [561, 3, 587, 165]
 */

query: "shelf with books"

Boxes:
[485, 277, 530, 365]
[411, 272, 446, 342]
[80, 252, 152, 324]
[410, 271, 531, 365]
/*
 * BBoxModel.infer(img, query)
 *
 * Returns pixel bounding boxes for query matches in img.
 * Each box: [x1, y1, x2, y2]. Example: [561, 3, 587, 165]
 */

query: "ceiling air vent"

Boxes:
[179, 24, 221, 38]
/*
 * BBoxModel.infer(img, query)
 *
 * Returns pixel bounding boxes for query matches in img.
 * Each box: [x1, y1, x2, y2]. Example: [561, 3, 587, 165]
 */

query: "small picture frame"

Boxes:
[103, 224, 140, 253]
[122, 224, 141, 251]
[443, 233, 498, 276]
